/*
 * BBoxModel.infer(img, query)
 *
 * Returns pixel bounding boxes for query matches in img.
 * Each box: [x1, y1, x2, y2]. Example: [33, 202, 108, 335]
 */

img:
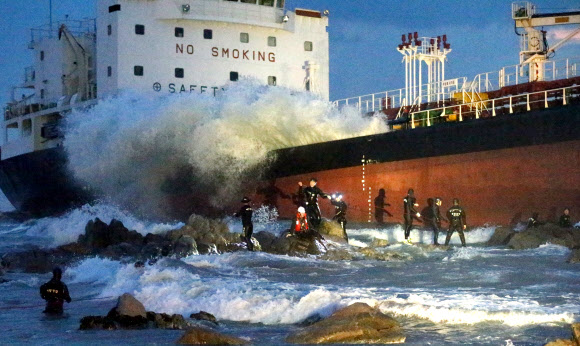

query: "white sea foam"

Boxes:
[24, 203, 182, 247]
[64, 80, 388, 217]
[348, 225, 496, 245]
[378, 293, 575, 326]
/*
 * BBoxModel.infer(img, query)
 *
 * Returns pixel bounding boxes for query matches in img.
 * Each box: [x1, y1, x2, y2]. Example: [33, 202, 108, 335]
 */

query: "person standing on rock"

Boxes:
[444, 198, 467, 247]
[298, 178, 330, 229]
[527, 212, 541, 229]
[559, 208, 572, 228]
[422, 197, 447, 245]
[403, 188, 421, 243]
[374, 188, 392, 224]
[331, 193, 348, 242]
[234, 197, 254, 251]
[40, 267, 72, 314]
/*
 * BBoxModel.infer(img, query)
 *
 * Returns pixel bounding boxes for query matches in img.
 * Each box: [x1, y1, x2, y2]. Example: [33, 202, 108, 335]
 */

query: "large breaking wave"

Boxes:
[64, 80, 387, 218]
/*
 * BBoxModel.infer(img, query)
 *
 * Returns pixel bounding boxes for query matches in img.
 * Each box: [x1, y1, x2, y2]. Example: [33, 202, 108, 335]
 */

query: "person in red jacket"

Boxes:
[294, 206, 309, 235]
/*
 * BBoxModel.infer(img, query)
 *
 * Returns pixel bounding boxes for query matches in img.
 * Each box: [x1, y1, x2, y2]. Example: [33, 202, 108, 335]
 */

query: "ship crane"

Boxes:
[513, 1, 580, 81]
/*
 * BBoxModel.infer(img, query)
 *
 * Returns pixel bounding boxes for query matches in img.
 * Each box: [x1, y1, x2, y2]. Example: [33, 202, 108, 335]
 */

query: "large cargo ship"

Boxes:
[1, 1, 579, 226]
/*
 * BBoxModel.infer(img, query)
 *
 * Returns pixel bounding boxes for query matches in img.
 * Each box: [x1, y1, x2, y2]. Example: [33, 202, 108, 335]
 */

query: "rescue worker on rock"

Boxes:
[40, 267, 71, 314]
[234, 197, 254, 251]
[403, 188, 421, 243]
[444, 198, 467, 247]
[527, 212, 541, 229]
[331, 193, 348, 242]
[559, 208, 572, 228]
[374, 188, 392, 224]
[298, 178, 330, 229]
[294, 206, 309, 236]
[422, 197, 446, 245]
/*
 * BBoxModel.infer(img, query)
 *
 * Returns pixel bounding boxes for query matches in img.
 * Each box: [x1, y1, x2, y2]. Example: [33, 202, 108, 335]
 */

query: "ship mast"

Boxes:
[397, 32, 451, 110]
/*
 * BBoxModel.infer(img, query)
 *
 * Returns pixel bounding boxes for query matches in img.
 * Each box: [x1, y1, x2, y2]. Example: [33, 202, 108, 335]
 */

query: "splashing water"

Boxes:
[64, 80, 388, 218]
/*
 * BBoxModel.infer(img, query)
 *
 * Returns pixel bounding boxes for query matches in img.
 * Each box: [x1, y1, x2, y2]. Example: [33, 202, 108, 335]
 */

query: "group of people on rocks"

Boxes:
[527, 208, 574, 229]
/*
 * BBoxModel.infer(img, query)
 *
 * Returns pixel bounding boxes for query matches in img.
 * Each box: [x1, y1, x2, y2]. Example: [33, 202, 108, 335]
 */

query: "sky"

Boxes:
[1, 0, 579, 106]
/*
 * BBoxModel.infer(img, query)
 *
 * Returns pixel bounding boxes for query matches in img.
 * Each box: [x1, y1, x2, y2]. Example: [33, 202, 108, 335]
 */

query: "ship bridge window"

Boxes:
[276, 0, 284, 8]
[6, 123, 19, 142]
[268, 76, 276, 86]
[240, 0, 257, 4]
[240, 33, 249, 43]
[230, 71, 239, 82]
[204, 29, 213, 39]
[40, 89, 45, 99]
[175, 68, 184, 78]
[304, 41, 313, 51]
[134, 65, 144, 76]
[175, 27, 184, 38]
[107, 25, 112, 36]
[135, 24, 145, 35]
[268, 36, 276, 47]
[22, 119, 32, 137]
[109, 4, 121, 13]
[40, 51, 45, 61]
[107, 66, 112, 77]
[260, 0, 274, 6]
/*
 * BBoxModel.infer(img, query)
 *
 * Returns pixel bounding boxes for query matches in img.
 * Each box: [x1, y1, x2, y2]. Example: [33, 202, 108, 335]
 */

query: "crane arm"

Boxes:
[516, 12, 580, 28]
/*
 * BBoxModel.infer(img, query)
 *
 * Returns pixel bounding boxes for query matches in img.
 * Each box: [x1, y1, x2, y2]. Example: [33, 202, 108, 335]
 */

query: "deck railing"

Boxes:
[403, 85, 580, 129]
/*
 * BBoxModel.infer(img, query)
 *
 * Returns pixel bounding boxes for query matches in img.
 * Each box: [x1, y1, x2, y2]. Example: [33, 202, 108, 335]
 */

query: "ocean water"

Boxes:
[1, 203, 578, 345]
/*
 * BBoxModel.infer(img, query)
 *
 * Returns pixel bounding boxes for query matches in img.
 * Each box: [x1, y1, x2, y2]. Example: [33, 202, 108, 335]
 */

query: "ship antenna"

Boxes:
[49, 0, 53, 38]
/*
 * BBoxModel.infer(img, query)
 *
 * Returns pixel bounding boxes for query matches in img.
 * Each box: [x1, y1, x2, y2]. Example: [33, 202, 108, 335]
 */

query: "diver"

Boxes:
[331, 193, 348, 242]
[40, 267, 72, 314]
[298, 178, 330, 228]
[559, 208, 572, 228]
[294, 206, 309, 235]
[374, 188, 392, 224]
[234, 197, 254, 251]
[444, 198, 467, 247]
[422, 197, 446, 245]
[527, 212, 541, 229]
[403, 188, 421, 243]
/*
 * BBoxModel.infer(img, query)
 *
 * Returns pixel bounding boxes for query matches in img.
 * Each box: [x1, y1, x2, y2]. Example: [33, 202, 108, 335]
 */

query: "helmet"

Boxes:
[53, 267, 62, 279]
[298, 206, 306, 213]
[241, 197, 251, 203]
[332, 193, 343, 200]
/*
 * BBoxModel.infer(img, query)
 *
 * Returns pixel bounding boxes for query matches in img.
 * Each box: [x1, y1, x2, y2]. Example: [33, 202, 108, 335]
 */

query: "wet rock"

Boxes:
[254, 231, 276, 251]
[79, 316, 117, 330]
[545, 339, 576, 346]
[320, 248, 353, 261]
[151, 312, 190, 330]
[370, 238, 389, 248]
[173, 235, 198, 258]
[177, 326, 249, 345]
[101, 242, 141, 260]
[268, 231, 327, 256]
[317, 220, 347, 242]
[286, 302, 405, 344]
[190, 311, 218, 325]
[487, 226, 516, 246]
[115, 293, 147, 318]
[508, 224, 580, 250]
[79, 218, 144, 249]
[57, 242, 93, 255]
[0, 248, 70, 273]
[357, 247, 410, 261]
[572, 323, 580, 343]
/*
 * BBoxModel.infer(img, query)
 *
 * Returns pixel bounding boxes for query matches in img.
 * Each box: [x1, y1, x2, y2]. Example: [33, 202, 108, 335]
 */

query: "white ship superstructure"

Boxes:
[97, 0, 329, 98]
[3, 0, 329, 161]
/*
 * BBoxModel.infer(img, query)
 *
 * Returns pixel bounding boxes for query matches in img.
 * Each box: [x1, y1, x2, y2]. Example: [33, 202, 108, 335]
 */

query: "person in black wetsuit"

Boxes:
[374, 188, 392, 224]
[403, 189, 421, 243]
[445, 198, 467, 246]
[527, 212, 541, 229]
[40, 267, 71, 314]
[298, 178, 330, 229]
[422, 197, 446, 245]
[234, 197, 254, 251]
[559, 208, 572, 228]
[331, 193, 348, 242]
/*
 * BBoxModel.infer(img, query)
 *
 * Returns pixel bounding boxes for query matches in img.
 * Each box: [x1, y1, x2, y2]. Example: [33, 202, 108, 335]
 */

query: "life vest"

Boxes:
[295, 213, 309, 232]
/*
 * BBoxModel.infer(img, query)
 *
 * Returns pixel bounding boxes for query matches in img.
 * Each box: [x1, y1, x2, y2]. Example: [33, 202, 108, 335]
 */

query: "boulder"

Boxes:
[269, 231, 327, 256]
[148, 312, 190, 330]
[78, 218, 144, 249]
[317, 220, 347, 242]
[177, 326, 249, 345]
[357, 247, 410, 261]
[370, 238, 389, 248]
[320, 248, 354, 261]
[487, 226, 516, 246]
[115, 293, 147, 318]
[254, 231, 277, 252]
[190, 311, 218, 325]
[572, 322, 580, 343]
[0, 248, 71, 273]
[508, 224, 580, 250]
[173, 235, 198, 258]
[286, 302, 405, 344]
[544, 339, 575, 346]
[79, 316, 117, 330]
